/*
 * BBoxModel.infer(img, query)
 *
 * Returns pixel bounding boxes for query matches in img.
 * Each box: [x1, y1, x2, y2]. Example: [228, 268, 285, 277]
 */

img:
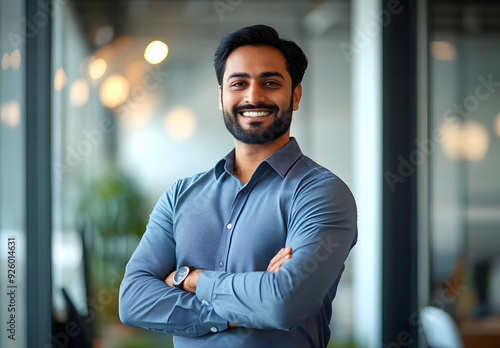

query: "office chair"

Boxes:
[420, 306, 464, 348]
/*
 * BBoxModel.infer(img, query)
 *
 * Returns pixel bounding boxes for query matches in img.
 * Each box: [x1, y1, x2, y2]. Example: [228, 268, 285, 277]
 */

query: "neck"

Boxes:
[233, 132, 290, 184]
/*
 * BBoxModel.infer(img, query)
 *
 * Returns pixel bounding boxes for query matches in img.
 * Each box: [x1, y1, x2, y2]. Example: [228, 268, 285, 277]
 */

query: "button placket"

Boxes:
[215, 181, 255, 271]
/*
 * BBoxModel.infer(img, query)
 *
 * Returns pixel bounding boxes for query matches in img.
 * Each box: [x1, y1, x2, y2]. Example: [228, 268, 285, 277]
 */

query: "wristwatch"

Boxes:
[173, 266, 195, 290]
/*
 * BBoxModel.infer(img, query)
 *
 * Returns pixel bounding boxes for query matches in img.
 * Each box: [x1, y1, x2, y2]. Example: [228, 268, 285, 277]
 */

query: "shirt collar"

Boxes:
[214, 137, 303, 180]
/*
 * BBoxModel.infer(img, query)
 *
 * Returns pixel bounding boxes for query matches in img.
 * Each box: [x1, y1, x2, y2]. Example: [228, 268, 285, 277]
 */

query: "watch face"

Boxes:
[174, 266, 189, 285]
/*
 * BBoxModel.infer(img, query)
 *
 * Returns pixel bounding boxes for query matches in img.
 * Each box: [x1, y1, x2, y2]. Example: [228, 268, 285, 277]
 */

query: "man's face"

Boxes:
[219, 45, 302, 144]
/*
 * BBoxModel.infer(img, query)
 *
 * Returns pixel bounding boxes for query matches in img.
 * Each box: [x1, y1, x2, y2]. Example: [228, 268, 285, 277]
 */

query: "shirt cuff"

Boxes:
[196, 270, 218, 305]
[199, 302, 228, 334]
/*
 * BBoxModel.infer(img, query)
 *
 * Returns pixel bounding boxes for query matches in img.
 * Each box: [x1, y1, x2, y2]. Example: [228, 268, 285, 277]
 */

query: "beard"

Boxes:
[222, 99, 293, 144]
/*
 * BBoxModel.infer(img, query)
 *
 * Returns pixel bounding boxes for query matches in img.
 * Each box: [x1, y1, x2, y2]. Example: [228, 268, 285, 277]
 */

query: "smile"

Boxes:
[241, 111, 272, 117]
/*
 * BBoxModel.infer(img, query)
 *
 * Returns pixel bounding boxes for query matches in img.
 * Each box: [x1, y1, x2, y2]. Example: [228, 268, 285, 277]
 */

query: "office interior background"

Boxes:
[1, 0, 499, 347]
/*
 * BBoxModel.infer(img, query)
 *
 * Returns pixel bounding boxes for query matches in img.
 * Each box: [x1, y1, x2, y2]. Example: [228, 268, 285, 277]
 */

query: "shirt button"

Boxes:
[202, 300, 209, 306]
[219, 261, 224, 267]
[211, 327, 218, 333]
[226, 223, 232, 230]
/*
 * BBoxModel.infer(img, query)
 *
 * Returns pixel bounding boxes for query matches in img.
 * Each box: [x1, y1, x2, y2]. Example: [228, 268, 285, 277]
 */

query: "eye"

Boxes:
[263, 81, 280, 87]
[230, 81, 246, 88]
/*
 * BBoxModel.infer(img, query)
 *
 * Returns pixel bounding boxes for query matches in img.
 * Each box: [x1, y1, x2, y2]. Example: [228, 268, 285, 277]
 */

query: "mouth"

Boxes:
[241, 110, 272, 118]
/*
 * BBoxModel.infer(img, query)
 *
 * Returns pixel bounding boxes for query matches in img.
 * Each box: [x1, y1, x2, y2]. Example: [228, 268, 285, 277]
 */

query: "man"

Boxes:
[119, 24, 357, 348]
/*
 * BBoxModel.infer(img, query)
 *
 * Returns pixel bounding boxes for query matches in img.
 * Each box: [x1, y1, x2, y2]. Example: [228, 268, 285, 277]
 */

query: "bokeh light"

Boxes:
[54, 67, 68, 91]
[441, 118, 489, 161]
[94, 25, 114, 46]
[164, 106, 197, 140]
[1, 101, 21, 127]
[461, 120, 489, 161]
[430, 41, 456, 61]
[144, 40, 168, 64]
[89, 57, 107, 80]
[10, 49, 21, 70]
[99, 74, 130, 108]
[494, 112, 500, 138]
[70, 78, 90, 107]
[1, 53, 9, 70]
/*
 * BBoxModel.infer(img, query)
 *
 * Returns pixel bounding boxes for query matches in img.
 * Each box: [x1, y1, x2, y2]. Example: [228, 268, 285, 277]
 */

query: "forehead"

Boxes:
[223, 45, 290, 81]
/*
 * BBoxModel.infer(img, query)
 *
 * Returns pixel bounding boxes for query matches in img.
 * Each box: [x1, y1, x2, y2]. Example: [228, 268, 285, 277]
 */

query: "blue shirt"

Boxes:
[119, 138, 357, 348]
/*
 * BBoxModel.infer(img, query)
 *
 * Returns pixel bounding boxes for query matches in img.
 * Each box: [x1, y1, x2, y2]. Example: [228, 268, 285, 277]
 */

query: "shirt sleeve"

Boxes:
[195, 174, 358, 330]
[118, 183, 228, 337]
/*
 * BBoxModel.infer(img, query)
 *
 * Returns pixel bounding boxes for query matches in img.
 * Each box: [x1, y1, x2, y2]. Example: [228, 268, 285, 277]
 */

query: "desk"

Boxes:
[459, 316, 500, 348]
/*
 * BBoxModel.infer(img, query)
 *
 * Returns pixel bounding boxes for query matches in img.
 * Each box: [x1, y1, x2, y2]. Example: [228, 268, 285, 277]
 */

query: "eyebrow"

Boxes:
[226, 71, 285, 82]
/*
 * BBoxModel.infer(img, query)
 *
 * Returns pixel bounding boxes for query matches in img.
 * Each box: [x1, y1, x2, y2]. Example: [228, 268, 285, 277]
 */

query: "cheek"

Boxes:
[222, 93, 236, 109]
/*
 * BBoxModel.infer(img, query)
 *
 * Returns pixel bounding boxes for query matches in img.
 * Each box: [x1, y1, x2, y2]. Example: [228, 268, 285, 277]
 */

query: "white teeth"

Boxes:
[242, 111, 271, 117]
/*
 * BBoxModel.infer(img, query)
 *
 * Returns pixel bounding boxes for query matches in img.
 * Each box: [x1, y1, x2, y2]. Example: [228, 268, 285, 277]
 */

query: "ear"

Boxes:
[218, 86, 223, 110]
[292, 84, 302, 111]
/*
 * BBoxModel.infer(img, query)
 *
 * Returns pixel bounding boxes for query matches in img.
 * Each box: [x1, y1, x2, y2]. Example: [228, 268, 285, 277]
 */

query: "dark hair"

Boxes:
[214, 25, 308, 90]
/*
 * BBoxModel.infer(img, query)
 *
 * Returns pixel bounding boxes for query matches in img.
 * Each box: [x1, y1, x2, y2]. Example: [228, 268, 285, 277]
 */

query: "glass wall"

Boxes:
[0, 0, 27, 347]
[50, 1, 356, 347]
[429, 1, 500, 346]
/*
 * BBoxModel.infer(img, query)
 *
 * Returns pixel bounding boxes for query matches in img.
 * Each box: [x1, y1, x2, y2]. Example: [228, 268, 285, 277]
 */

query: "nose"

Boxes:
[244, 82, 265, 105]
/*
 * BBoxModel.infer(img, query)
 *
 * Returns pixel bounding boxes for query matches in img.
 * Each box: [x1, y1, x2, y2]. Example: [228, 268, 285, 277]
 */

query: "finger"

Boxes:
[267, 248, 286, 271]
[271, 254, 291, 273]
[267, 247, 292, 272]
[270, 254, 291, 272]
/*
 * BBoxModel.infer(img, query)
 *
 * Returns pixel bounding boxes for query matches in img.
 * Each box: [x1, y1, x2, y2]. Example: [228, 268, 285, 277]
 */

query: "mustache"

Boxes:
[233, 103, 279, 115]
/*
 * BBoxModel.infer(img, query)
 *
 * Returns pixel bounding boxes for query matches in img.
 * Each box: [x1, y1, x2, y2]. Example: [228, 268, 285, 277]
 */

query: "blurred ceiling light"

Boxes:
[494, 112, 500, 138]
[144, 40, 168, 65]
[54, 67, 68, 91]
[70, 78, 89, 107]
[95, 25, 114, 46]
[1, 101, 21, 127]
[1, 53, 10, 70]
[441, 118, 462, 159]
[430, 41, 456, 61]
[99, 74, 129, 108]
[461, 120, 489, 161]
[165, 106, 197, 140]
[10, 49, 21, 70]
[89, 57, 107, 80]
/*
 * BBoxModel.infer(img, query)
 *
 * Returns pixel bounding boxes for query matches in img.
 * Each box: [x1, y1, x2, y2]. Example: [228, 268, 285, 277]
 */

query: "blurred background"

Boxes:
[0, 0, 499, 347]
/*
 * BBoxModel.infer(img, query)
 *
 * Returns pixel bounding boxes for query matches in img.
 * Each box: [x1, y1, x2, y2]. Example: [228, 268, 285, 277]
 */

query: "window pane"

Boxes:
[430, 1, 500, 345]
[0, 0, 27, 346]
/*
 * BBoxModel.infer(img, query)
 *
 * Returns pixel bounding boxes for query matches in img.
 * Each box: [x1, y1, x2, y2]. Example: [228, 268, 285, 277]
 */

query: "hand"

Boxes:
[228, 321, 243, 328]
[164, 268, 203, 294]
[165, 271, 176, 287]
[267, 247, 292, 272]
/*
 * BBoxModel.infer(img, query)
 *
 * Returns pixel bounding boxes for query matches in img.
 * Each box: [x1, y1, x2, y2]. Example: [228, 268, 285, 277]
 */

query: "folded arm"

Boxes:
[168, 176, 358, 331]
[119, 187, 296, 336]
[118, 189, 228, 337]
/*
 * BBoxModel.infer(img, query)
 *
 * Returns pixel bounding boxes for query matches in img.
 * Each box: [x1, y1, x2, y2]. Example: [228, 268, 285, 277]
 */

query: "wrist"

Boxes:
[183, 268, 203, 294]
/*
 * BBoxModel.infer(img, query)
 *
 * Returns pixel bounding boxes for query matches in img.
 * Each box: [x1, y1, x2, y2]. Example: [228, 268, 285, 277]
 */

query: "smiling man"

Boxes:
[119, 25, 358, 348]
